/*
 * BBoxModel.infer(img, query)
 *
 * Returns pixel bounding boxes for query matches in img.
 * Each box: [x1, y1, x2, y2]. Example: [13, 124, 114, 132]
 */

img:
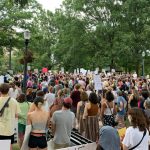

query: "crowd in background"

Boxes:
[0, 71, 150, 150]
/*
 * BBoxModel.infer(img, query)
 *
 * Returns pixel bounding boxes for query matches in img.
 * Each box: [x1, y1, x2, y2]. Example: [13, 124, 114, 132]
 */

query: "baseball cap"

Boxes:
[63, 97, 73, 104]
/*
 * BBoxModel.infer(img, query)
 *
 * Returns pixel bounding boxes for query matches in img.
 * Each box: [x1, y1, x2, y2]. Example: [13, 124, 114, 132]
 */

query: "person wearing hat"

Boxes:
[51, 97, 75, 149]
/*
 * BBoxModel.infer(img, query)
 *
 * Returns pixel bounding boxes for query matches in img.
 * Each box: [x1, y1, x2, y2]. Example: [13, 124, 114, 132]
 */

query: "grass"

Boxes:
[12, 144, 19, 150]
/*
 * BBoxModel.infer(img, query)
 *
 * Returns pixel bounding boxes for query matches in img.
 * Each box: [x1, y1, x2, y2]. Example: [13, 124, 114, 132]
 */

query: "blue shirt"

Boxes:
[117, 96, 126, 116]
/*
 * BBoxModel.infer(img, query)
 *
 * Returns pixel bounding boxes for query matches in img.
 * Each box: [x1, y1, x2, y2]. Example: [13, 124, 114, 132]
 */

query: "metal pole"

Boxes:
[142, 58, 145, 77]
[9, 38, 12, 70]
[23, 39, 29, 94]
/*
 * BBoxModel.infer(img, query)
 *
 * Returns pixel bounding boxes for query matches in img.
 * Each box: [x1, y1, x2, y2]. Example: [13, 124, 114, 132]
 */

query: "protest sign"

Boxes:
[94, 75, 102, 90]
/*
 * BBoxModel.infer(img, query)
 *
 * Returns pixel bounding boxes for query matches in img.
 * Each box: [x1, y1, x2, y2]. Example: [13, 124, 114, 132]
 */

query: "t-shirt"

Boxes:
[52, 109, 75, 144]
[41, 81, 48, 90]
[44, 93, 55, 108]
[117, 96, 127, 116]
[122, 127, 149, 150]
[8, 88, 19, 99]
[0, 97, 20, 136]
[99, 126, 120, 150]
[18, 102, 30, 125]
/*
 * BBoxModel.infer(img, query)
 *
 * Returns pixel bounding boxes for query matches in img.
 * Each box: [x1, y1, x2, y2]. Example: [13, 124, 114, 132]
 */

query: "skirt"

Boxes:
[78, 114, 86, 135]
[103, 115, 115, 127]
[85, 116, 99, 142]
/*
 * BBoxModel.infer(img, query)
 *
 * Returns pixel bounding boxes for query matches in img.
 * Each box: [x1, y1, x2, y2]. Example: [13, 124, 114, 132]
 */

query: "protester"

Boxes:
[101, 90, 117, 127]
[50, 89, 64, 117]
[0, 83, 20, 150]
[44, 86, 55, 108]
[70, 84, 81, 114]
[28, 90, 45, 114]
[116, 90, 127, 129]
[17, 93, 30, 148]
[51, 97, 75, 149]
[122, 108, 149, 150]
[27, 96, 50, 150]
[63, 83, 71, 98]
[26, 88, 34, 103]
[8, 82, 19, 99]
[140, 89, 149, 109]
[97, 126, 121, 150]
[83, 92, 99, 141]
[76, 91, 88, 135]
[144, 98, 150, 119]
[128, 87, 139, 108]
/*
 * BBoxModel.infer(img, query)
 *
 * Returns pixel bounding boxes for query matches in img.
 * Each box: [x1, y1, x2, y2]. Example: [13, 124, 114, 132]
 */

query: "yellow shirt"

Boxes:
[0, 97, 20, 136]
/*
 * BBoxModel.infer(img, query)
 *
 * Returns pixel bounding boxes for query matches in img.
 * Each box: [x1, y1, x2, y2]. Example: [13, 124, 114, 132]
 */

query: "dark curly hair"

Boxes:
[105, 91, 114, 102]
[89, 92, 98, 104]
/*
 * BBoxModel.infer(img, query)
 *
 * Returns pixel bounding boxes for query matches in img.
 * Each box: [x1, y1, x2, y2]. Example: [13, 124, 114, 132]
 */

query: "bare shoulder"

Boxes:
[86, 102, 91, 109]
[77, 101, 82, 106]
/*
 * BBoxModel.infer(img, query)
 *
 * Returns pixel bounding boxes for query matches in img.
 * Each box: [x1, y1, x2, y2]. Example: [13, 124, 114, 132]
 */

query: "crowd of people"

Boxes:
[0, 71, 150, 150]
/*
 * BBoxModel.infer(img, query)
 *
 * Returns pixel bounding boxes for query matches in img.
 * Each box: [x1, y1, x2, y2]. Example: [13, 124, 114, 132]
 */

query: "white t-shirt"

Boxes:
[41, 81, 48, 90]
[122, 127, 149, 150]
[0, 97, 20, 136]
[44, 93, 55, 108]
[8, 88, 19, 99]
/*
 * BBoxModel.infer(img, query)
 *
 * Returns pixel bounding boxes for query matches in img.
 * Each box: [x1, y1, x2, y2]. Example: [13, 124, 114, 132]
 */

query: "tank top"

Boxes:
[130, 96, 138, 108]
[104, 103, 114, 115]
[88, 103, 98, 116]
[32, 122, 47, 133]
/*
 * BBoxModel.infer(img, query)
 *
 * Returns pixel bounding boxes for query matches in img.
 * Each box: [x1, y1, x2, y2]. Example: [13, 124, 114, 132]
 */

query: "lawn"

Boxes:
[12, 144, 19, 150]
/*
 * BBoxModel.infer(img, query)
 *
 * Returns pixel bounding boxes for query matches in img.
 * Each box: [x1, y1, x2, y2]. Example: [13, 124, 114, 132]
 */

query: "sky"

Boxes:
[36, 0, 63, 12]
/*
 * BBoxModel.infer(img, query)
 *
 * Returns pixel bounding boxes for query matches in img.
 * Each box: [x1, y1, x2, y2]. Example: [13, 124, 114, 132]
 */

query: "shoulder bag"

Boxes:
[107, 102, 118, 126]
[129, 129, 146, 150]
[0, 97, 11, 117]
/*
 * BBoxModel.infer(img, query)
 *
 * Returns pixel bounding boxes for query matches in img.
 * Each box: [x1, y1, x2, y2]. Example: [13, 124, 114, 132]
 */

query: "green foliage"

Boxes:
[0, 0, 150, 75]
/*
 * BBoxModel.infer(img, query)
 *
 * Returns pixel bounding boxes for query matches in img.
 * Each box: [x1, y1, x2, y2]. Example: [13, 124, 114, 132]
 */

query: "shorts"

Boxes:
[0, 134, 14, 144]
[18, 123, 26, 133]
[28, 135, 47, 149]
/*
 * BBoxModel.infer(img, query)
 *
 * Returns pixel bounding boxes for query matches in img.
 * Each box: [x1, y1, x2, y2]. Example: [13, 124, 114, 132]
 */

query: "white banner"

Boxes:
[94, 75, 102, 90]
